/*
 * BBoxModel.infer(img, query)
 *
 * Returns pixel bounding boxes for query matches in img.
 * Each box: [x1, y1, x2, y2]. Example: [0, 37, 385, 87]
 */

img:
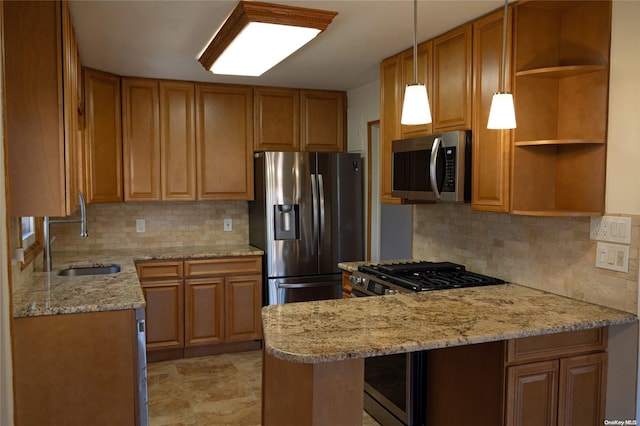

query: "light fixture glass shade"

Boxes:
[210, 22, 321, 76]
[401, 83, 432, 125]
[487, 92, 516, 129]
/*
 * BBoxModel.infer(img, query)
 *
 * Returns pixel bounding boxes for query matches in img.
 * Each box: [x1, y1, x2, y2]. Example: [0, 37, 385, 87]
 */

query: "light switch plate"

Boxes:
[595, 242, 629, 273]
[136, 219, 145, 233]
[590, 216, 631, 244]
[223, 218, 232, 232]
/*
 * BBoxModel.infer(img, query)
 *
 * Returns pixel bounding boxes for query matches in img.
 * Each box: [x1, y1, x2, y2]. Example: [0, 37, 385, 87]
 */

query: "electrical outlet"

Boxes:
[590, 215, 631, 244]
[136, 219, 145, 233]
[595, 242, 629, 273]
[223, 218, 232, 232]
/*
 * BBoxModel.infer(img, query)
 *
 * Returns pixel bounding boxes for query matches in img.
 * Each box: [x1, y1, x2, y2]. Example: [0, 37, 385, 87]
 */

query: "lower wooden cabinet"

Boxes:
[13, 310, 139, 425]
[425, 328, 608, 426]
[137, 256, 263, 361]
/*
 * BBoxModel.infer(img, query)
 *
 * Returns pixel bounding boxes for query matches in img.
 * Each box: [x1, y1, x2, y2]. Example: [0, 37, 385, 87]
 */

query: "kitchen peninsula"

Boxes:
[261, 281, 636, 425]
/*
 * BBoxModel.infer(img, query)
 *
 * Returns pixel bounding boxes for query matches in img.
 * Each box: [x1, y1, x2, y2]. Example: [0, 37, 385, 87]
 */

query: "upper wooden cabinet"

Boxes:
[159, 81, 197, 201]
[300, 90, 346, 152]
[400, 42, 433, 138]
[254, 87, 300, 151]
[510, 0, 610, 216]
[195, 84, 254, 200]
[4, 1, 82, 217]
[84, 68, 123, 203]
[254, 87, 347, 152]
[432, 23, 473, 132]
[379, 55, 403, 205]
[122, 78, 161, 201]
[471, 8, 513, 213]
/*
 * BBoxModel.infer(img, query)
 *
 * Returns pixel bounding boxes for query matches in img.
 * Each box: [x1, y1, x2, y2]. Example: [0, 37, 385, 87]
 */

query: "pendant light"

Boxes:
[487, 0, 516, 129]
[401, 0, 432, 125]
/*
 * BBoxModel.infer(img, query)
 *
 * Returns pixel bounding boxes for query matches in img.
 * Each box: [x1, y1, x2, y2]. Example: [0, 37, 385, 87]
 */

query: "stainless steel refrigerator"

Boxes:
[249, 151, 363, 305]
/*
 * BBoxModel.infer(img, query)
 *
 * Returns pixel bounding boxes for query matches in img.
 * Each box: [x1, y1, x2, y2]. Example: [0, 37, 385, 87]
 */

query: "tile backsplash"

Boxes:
[413, 204, 639, 313]
[51, 201, 249, 252]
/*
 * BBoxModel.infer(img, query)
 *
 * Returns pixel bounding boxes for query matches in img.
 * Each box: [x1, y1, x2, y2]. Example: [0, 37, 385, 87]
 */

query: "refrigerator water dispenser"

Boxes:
[274, 204, 299, 240]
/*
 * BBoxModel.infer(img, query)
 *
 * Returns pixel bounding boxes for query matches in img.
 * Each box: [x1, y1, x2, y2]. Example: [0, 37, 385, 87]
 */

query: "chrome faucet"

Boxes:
[43, 192, 88, 272]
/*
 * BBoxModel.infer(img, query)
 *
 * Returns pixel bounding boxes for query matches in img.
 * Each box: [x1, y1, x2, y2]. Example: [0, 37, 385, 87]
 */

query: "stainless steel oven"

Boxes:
[350, 262, 504, 426]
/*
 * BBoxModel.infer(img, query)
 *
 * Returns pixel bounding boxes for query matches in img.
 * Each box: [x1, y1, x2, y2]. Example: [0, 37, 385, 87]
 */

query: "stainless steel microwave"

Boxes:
[391, 130, 471, 202]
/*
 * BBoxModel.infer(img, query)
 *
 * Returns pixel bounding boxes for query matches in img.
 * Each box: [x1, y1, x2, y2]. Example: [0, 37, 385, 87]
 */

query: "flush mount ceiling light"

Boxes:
[401, 0, 432, 126]
[198, 1, 337, 77]
[487, 0, 516, 129]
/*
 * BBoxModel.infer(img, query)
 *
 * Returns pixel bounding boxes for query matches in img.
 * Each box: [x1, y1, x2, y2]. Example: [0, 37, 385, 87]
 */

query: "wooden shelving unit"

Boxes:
[511, 0, 611, 216]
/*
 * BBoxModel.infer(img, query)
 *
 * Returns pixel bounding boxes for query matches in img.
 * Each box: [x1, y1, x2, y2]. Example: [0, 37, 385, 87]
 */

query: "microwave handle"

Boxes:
[429, 137, 442, 200]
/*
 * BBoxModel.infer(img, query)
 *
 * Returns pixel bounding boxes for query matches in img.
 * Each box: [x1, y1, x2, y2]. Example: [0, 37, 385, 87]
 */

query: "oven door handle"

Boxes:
[429, 137, 442, 200]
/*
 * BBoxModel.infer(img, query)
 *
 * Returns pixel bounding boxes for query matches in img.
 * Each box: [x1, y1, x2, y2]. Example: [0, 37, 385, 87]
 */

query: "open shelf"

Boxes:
[516, 65, 607, 79]
[510, 144, 605, 216]
[515, 138, 605, 147]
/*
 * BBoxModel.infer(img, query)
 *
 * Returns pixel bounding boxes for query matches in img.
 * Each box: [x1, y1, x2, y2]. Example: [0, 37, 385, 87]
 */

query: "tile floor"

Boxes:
[147, 350, 381, 425]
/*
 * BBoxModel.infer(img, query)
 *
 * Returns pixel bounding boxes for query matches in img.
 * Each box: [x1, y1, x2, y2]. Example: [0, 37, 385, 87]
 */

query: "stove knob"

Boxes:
[349, 276, 363, 286]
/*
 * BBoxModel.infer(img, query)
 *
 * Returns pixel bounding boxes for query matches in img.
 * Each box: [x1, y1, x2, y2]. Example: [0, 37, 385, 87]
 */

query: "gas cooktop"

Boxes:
[357, 261, 504, 293]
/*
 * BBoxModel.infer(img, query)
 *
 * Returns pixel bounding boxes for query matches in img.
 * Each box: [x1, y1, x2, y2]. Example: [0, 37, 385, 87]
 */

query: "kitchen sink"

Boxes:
[58, 264, 121, 277]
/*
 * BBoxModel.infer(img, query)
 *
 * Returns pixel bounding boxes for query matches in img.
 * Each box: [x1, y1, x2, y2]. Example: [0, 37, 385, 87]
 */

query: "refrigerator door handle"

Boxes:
[317, 173, 325, 252]
[310, 173, 319, 255]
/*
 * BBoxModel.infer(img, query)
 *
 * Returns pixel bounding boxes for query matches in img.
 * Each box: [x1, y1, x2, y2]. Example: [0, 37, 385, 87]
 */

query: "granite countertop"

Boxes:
[13, 245, 263, 318]
[262, 283, 637, 364]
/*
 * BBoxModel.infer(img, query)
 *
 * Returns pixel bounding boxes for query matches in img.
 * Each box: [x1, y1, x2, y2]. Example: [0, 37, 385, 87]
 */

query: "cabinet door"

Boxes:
[122, 78, 161, 201]
[300, 90, 346, 152]
[254, 87, 299, 151]
[84, 68, 123, 203]
[142, 280, 184, 350]
[225, 275, 263, 342]
[185, 278, 225, 346]
[160, 81, 197, 201]
[471, 8, 512, 212]
[505, 360, 559, 426]
[401, 41, 433, 138]
[433, 24, 472, 132]
[558, 353, 607, 426]
[379, 54, 403, 204]
[4, 1, 74, 216]
[195, 83, 254, 200]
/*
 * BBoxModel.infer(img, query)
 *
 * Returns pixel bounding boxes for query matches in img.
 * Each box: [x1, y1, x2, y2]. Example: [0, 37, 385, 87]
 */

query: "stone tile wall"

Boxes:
[50, 201, 249, 252]
[413, 204, 639, 314]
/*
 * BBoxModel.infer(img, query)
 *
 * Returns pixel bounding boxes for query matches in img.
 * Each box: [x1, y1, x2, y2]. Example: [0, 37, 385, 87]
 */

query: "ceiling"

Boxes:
[69, 0, 506, 92]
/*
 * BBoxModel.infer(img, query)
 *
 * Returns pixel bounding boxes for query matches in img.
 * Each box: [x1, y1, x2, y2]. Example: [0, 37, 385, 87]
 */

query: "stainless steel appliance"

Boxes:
[349, 261, 504, 426]
[135, 307, 149, 426]
[391, 130, 471, 202]
[249, 151, 363, 305]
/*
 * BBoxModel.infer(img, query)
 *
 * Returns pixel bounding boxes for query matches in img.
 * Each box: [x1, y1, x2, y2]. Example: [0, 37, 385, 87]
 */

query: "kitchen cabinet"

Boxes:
[122, 77, 162, 201]
[471, 7, 513, 212]
[423, 327, 608, 426]
[379, 54, 403, 204]
[300, 90, 346, 152]
[254, 87, 347, 152]
[159, 80, 197, 201]
[4, 0, 82, 217]
[432, 23, 472, 132]
[195, 83, 254, 200]
[510, 0, 610, 216]
[13, 310, 139, 425]
[137, 261, 185, 353]
[400, 42, 433, 138]
[137, 256, 262, 361]
[84, 67, 123, 203]
[342, 271, 353, 299]
[505, 328, 607, 426]
[254, 87, 300, 151]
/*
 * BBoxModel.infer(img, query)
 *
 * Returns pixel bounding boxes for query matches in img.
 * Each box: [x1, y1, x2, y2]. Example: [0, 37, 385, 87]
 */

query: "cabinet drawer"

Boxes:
[184, 256, 261, 277]
[507, 327, 607, 365]
[136, 260, 184, 280]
